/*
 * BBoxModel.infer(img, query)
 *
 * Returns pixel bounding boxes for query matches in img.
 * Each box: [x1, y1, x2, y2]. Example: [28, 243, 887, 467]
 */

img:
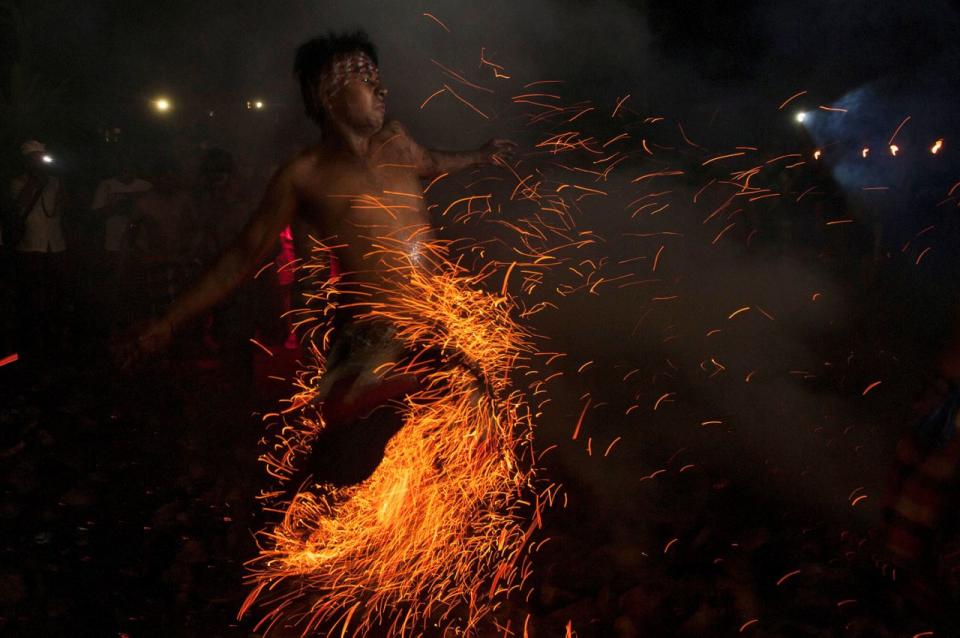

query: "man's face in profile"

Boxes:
[322, 53, 387, 133]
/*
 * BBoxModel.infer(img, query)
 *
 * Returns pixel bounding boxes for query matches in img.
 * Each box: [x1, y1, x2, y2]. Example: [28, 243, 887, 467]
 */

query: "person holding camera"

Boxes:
[3, 140, 68, 367]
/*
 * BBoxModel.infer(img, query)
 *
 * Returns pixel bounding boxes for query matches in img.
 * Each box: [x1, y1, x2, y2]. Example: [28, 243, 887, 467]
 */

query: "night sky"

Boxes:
[10, 0, 959, 147]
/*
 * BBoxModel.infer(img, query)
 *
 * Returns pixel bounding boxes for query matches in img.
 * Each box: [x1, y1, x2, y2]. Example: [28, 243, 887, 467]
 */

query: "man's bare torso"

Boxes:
[287, 121, 434, 298]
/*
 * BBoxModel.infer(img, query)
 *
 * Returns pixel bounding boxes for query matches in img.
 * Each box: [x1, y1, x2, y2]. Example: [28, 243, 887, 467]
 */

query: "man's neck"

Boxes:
[322, 121, 374, 158]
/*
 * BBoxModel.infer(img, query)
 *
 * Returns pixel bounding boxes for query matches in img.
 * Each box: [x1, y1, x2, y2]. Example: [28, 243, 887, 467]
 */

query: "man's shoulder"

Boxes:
[381, 119, 412, 140]
[281, 147, 322, 175]
[377, 120, 422, 160]
[383, 119, 404, 133]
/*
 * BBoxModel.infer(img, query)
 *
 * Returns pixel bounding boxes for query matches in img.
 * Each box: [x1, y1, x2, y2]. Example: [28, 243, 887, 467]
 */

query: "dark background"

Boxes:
[2, 1, 960, 636]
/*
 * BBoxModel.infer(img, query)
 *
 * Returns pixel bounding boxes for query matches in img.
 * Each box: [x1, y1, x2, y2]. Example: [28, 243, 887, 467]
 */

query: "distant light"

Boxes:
[861, 148, 869, 158]
[41, 154, 53, 164]
[153, 97, 172, 113]
[246, 99, 265, 110]
[889, 144, 899, 156]
[931, 139, 943, 154]
[813, 149, 821, 160]
[208, 110, 215, 118]
[795, 111, 807, 123]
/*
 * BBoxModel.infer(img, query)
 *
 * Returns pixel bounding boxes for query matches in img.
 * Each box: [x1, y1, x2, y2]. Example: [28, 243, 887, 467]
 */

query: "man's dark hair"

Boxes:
[294, 30, 379, 125]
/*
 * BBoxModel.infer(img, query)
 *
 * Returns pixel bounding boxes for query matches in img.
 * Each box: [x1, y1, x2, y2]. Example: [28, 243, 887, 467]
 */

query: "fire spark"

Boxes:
[240, 242, 543, 637]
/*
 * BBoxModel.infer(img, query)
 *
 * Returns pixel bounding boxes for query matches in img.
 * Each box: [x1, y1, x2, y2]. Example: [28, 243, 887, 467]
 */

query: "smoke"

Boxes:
[252, 0, 665, 148]
[18, 0, 960, 530]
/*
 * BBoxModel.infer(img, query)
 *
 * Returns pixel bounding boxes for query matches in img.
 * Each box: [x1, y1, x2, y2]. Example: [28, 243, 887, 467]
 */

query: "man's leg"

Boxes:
[303, 404, 406, 486]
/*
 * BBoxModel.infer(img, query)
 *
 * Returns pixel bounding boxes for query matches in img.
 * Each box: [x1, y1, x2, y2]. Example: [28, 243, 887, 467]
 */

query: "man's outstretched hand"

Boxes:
[480, 138, 518, 166]
[113, 317, 173, 371]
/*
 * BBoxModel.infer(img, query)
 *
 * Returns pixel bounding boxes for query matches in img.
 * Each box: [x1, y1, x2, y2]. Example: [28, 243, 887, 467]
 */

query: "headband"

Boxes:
[318, 52, 379, 103]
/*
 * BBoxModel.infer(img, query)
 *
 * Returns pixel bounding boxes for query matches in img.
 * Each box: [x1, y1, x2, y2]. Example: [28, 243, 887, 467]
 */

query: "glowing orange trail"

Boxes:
[571, 398, 591, 440]
[240, 243, 542, 637]
[419, 87, 446, 110]
[777, 89, 806, 110]
[432, 59, 493, 94]
[887, 115, 911, 146]
[702, 152, 745, 166]
[442, 83, 490, 119]
[479, 47, 510, 79]
[739, 618, 760, 632]
[776, 569, 802, 586]
[249, 338, 274, 357]
[727, 306, 750, 320]
[678, 122, 706, 149]
[421, 12, 450, 32]
[611, 94, 630, 117]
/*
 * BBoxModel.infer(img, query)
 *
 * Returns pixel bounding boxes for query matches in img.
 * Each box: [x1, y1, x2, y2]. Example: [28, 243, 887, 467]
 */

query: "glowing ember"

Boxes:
[931, 138, 943, 154]
[240, 242, 542, 637]
[889, 144, 899, 156]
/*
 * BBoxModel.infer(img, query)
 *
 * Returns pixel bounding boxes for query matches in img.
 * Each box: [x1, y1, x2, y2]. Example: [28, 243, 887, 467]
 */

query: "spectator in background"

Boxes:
[90, 152, 152, 335]
[3, 140, 69, 367]
[126, 159, 197, 321]
[193, 149, 248, 266]
[192, 148, 259, 382]
[881, 325, 960, 628]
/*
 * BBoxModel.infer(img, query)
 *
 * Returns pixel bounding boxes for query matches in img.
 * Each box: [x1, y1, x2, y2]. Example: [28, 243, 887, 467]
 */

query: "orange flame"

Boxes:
[240, 241, 543, 637]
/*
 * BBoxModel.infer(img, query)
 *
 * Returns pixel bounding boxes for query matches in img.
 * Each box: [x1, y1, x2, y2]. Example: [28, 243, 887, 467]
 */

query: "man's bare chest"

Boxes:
[297, 163, 427, 231]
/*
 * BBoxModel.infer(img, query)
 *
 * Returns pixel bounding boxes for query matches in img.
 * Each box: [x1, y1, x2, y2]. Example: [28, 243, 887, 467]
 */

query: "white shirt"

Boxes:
[91, 177, 153, 252]
[7, 175, 66, 253]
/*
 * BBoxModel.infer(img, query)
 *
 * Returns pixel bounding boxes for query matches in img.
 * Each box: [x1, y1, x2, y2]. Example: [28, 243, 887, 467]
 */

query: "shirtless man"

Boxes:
[121, 31, 514, 479]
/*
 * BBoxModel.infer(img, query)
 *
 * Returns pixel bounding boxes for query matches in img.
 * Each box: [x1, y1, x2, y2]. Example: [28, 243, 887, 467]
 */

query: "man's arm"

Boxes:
[120, 165, 299, 364]
[390, 121, 516, 179]
[166, 168, 297, 330]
